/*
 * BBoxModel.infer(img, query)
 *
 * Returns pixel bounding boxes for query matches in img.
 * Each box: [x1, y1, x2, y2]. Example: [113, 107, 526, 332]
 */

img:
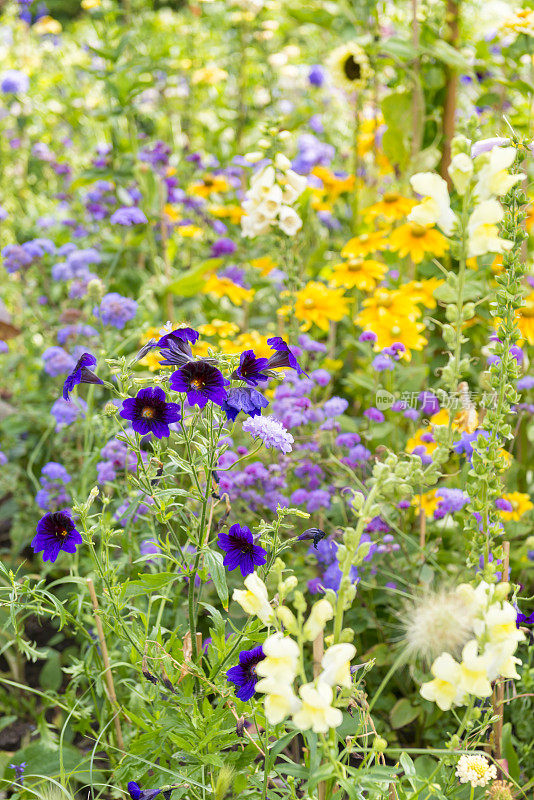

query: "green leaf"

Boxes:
[203, 550, 228, 610]
[501, 722, 520, 782]
[166, 260, 221, 297]
[390, 699, 420, 729]
[425, 41, 470, 71]
[39, 650, 62, 692]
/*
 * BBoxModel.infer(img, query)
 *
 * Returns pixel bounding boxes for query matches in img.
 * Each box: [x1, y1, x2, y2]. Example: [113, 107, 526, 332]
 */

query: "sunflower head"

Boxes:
[328, 42, 371, 91]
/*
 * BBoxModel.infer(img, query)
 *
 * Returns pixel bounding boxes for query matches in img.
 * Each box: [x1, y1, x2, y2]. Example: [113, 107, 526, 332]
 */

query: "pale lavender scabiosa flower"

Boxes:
[96, 293, 138, 329]
[242, 415, 294, 454]
[42, 347, 76, 377]
[51, 397, 87, 431]
[110, 206, 148, 226]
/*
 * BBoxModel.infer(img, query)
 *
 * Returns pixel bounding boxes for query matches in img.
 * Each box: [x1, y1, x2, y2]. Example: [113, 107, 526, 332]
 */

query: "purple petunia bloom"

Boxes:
[266, 336, 308, 376]
[226, 644, 266, 701]
[97, 293, 137, 329]
[120, 387, 181, 438]
[31, 509, 82, 563]
[127, 781, 168, 800]
[217, 523, 267, 577]
[170, 361, 228, 408]
[222, 386, 268, 421]
[232, 350, 269, 385]
[110, 206, 147, 226]
[62, 352, 103, 400]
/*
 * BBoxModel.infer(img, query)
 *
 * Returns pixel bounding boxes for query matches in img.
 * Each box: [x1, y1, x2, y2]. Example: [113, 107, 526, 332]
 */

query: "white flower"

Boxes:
[292, 682, 343, 733]
[408, 172, 457, 236]
[448, 153, 473, 196]
[420, 652, 466, 710]
[458, 639, 492, 697]
[276, 605, 299, 634]
[456, 753, 497, 787]
[483, 640, 522, 681]
[280, 169, 307, 204]
[255, 678, 301, 724]
[303, 598, 334, 641]
[232, 573, 275, 624]
[256, 632, 300, 682]
[474, 146, 524, 199]
[457, 580, 495, 617]
[479, 601, 525, 646]
[467, 200, 514, 257]
[320, 643, 356, 688]
[278, 205, 302, 236]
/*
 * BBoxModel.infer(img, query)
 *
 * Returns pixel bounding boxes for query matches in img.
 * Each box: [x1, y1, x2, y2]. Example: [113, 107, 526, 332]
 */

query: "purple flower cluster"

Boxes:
[96, 436, 146, 483]
[51, 397, 87, 431]
[96, 292, 138, 329]
[434, 488, 470, 519]
[35, 462, 72, 511]
[307, 533, 377, 593]
[2, 238, 55, 273]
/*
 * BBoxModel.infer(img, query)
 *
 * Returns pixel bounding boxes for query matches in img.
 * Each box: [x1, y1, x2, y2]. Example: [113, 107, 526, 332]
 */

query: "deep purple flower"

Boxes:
[515, 606, 534, 627]
[120, 387, 181, 438]
[232, 350, 269, 385]
[110, 206, 148, 226]
[159, 327, 199, 348]
[217, 523, 267, 577]
[266, 336, 308, 376]
[170, 361, 228, 408]
[31, 509, 82, 563]
[298, 527, 327, 548]
[127, 781, 173, 800]
[222, 387, 268, 421]
[63, 352, 103, 400]
[210, 237, 236, 257]
[226, 645, 266, 701]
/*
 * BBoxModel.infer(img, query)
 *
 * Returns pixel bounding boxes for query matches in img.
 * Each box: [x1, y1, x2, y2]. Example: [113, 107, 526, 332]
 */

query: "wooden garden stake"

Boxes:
[86, 578, 125, 751]
[439, 0, 460, 185]
[411, 0, 423, 160]
[492, 541, 510, 773]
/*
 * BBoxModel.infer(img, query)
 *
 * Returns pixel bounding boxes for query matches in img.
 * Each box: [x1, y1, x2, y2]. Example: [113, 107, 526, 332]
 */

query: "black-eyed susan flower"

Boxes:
[328, 41, 372, 91]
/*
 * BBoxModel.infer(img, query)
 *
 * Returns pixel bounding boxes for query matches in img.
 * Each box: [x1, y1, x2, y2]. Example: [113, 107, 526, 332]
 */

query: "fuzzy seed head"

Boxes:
[402, 587, 475, 663]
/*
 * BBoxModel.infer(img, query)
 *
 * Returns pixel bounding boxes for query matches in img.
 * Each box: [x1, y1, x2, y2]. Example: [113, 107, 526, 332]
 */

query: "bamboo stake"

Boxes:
[411, 0, 423, 161]
[439, 0, 460, 186]
[86, 578, 125, 751]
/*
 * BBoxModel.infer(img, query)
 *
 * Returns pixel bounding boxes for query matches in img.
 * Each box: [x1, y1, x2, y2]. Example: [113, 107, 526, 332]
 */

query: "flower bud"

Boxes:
[276, 605, 299, 634]
[373, 736, 388, 752]
[104, 402, 118, 416]
[87, 278, 104, 301]
[448, 152, 473, 195]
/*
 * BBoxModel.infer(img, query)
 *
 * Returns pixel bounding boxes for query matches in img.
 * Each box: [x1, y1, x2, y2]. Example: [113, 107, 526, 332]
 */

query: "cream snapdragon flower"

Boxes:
[302, 598, 334, 641]
[408, 173, 457, 236]
[448, 153, 473, 196]
[320, 643, 356, 688]
[292, 682, 343, 733]
[255, 678, 301, 724]
[467, 200, 514, 257]
[474, 146, 524, 200]
[256, 632, 300, 682]
[232, 573, 275, 624]
[420, 652, 466, 710]
[458, 640, 492, 697]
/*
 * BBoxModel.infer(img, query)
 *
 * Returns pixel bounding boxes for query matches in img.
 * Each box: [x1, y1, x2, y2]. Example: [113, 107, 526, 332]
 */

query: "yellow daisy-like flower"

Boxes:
[412, 490, 439, 518]
[221, 331, 272, 358]
[328, 258, 387, 292]
[525, 203, 534, 231]
[499, 491, 533, 522]
[388, 223, 449, 264]
[209, 204, 244, 224]
[341, 231, 389, 259]
[359, 315, 427, 357]
[192, 66, 228, 85]
[188, 174, 230, 198]
[81, 0, 101, 8]
[402, 278, 444, 309]
[33, 16, 62, 34]
[356, 287, 421, 329]
[203, 274, 255, 306]
[250, 256, 277, 276]
[311, 166, 355, 200]
[295, 282, 351, 331]
[363, 192, 416, 223]
[501, 8, 534, 38]
[198, 319, 240, 339]
[164, 204, 181, 223]
[177, 224, 203, 238]
[406, 428, 439, 458]
[328, 41, 372, 91]
[518, 291, 534, 344]
[138, 327, 165, 372]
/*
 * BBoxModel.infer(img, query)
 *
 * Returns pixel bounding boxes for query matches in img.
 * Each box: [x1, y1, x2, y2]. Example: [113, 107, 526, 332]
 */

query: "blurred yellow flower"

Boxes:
[295, 282, 351, 331]
[192, 66, 228, 85]
[356, 288, 420, 329]
[412, 490, 439, 518]
[33, 16, 62, 34]
[250, 256, 277, 275]
[329, 258, 387, 292]
[328, 41, 372, 91]
[81, 0, 101, 8]
[499, 492, 533, 521]
[209, 204, 244, 224]
[403, 278, 444, 309]
[341, 231, 389, 259]
[363, 192, 416, 223]
[198, 319, 240, 339]
[518, 291, 534, 344]
[189, 175, 230, 198]
[177, 225, 203, 238]
[203, 274, 255, 306]
[389, 223, 449, 263]
[311, 166, 355, 200]
[220, 331, 272, 357]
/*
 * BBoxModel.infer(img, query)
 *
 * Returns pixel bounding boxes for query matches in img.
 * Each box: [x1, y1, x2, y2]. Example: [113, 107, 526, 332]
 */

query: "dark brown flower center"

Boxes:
[58, 528, 69, 538]
[141, 406, 155, 418]
[191, 379, 204, 389]
[343, 55, 361, 81]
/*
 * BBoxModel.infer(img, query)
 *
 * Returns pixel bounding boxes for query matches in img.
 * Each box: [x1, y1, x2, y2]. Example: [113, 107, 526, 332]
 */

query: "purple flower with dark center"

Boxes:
[222, 387, 268, 421]
[217, 523, 267, 577]
[266, 336, 308, 376]
[226, 645, 266, 701]
[63, 352, 103, 400]
[31, 509, 82, 563]
[110, 206, 148, 226]
[232, 350, 269, 385]
[170, 361, 228, 408]
[515, 606, 534, 627]
[120, 387, 181, 438]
